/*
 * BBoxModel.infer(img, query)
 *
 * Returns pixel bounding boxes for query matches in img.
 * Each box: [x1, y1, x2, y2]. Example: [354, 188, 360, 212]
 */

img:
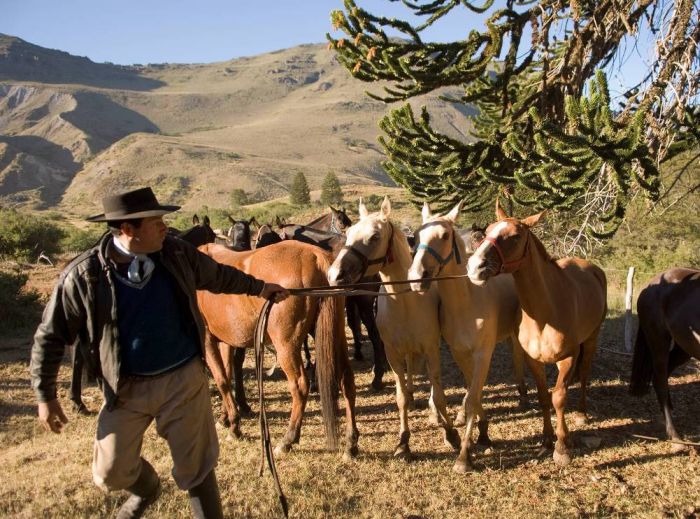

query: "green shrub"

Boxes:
[0, 209, 64, 261]
[0, 269, 41, 334]
[59, 226, 106, 253]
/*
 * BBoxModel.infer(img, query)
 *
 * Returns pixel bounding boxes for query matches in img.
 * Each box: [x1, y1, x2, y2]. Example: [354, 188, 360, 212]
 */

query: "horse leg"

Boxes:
[358, 298, 386, 391]
[273, 343, 309, 457]
[573, 330, 599, 425]
[345, 298, 364, 361]
[204, 331, 241, 439]
[304, 336, 318, 393]
[650, 342, 688, 453]
[451, 352, 474, 427]
[524, 355, 554, 454]
[339, 353, 360, 461]
[454, 348, 494, 473]
[552, 357, 575, 466]
[232, 347, 252, 416]
[424, 349, 460, 451]
[405, 354, 416, 411]
[386, 347, 412, 459]
[510, 336, 528, 407]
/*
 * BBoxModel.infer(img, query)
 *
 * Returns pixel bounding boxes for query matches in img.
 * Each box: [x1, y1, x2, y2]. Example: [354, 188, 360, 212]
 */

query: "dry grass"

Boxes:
[1, 266, 699, 518]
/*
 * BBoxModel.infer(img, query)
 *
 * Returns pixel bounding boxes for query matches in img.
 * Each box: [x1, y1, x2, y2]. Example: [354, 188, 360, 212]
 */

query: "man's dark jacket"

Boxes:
[29, 233, 265, 409]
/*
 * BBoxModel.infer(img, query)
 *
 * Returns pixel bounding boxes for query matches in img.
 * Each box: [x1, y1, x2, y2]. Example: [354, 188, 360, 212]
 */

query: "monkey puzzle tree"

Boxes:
[328, 0, 700, 242]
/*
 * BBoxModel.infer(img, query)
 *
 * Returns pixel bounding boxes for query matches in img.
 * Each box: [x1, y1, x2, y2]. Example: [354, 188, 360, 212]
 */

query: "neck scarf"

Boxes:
[112, 237, 155, 284]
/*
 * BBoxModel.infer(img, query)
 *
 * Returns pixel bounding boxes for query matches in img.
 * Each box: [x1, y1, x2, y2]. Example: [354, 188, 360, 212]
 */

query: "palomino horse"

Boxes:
[329, 197, 462, 456]
[197, 241, 359, 459]
[467, 202, 607, 466]
[630, 267, 699, 452]
[409, 201, 525, 472]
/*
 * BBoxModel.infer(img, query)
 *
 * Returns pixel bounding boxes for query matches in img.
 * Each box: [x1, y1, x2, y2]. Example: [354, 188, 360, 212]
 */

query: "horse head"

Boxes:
[329, 206, 352, 233]
[178, 213, 217, 247]
[254, 223, 283, 249]
[226, 215, 257, 251]
[328, 196, 393, 286]
[466, 199, 546, 284]
[408, 200, 465, 292]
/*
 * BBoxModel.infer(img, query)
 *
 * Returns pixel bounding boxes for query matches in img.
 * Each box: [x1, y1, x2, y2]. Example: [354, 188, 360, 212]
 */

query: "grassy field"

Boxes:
[0, 260, 698, 518]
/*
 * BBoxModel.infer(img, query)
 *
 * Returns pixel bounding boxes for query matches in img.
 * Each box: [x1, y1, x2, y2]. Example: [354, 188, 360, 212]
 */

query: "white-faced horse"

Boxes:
[408, 201, 524, 473]
[467, 202, 607, 465]
[328, 197, 462, 456]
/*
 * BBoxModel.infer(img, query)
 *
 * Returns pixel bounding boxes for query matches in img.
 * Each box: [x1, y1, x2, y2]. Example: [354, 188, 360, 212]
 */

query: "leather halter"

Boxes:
[479, 230, 530, 274]
[340, 222, 394, 278]
[414, 222, 462, 273]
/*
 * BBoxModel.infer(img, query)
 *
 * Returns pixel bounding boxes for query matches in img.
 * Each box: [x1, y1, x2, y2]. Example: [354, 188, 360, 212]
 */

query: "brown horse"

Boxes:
[630, 267, 700, 452]
[467, 202, 607, 466]
[196, 241, 359, 459]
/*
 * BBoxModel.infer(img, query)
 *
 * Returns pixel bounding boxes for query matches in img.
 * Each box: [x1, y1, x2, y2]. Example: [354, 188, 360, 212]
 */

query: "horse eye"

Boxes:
[369, 233, 379, 242]
[440, 232, 449, 240]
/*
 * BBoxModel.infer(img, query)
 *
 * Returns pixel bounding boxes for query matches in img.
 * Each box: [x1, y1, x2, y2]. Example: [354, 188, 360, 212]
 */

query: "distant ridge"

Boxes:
[0, 34, 472, 216]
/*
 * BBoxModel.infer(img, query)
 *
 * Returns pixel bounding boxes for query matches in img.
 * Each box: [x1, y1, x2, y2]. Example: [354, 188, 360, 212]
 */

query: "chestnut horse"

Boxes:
[197, 241, 359, 459]
[467, 202, 607, 466]
[408, 201, 526, 472]
[329, 197, 462, 457]
[630, 267, 699, 452]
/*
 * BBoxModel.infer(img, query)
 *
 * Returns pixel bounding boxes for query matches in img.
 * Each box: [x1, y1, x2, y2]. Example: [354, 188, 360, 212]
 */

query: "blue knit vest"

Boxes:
[114, 257, 199, 376]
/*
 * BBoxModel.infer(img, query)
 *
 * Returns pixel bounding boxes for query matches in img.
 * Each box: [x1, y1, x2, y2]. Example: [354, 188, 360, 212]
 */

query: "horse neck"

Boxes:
[511, 231, 560, 321]
[378, 222, 413, 290]
[305, 213, 330, 231]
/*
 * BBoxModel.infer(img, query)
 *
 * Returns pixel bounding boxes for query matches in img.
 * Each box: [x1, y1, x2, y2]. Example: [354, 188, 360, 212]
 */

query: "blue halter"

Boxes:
[415, 224, 462, 271]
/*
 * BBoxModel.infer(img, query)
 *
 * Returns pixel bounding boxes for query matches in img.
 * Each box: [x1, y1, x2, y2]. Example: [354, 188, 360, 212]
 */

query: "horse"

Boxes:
[408, 201, 526, 472]
[630, 267, 700, 452]
[467, 201, 607, 466]
[305, 206, 353, 234]
[68, 214, 216, 414]
[277, 221, 387, 390]
[328, 197, 462, 457]
[253, 223, 283, 249]
[196, 240, 359, 459]
[225, 215, 258, 251]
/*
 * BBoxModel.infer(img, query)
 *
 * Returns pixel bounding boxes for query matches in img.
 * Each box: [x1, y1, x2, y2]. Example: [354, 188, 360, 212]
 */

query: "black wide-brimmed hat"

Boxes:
[86, 187, 180, 222]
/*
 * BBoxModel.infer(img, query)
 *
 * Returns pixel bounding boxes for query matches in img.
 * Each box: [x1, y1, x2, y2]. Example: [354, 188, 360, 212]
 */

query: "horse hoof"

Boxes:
[670, 441, 689, 454]
[452, 460, 474, 474]
[393, 445, 412, 460]
[238, 406, 254, 418]
[342, 446, 358, 462]
[274, 444, 292, 457]
[428, 412, 441, 427]
[553, 448, 572, 466]
[572, 412, 589, 427]
[445, 429, 461, 451]
[454, 413, 466, 427]
[370, 378, 385, 392]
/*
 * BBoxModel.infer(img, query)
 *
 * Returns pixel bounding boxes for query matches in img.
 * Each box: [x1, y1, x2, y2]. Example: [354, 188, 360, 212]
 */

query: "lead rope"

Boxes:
[254, 298, 289, 518]
[253, 272, 472, 518]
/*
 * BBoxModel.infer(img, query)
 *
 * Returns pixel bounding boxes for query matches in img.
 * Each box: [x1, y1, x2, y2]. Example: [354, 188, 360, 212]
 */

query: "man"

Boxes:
[29, 187, 289, 519]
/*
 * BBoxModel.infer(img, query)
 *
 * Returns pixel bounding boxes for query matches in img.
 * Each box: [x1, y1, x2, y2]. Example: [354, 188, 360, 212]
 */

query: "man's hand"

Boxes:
[259, 283, 290, 302]
[38, 399, 68, 434]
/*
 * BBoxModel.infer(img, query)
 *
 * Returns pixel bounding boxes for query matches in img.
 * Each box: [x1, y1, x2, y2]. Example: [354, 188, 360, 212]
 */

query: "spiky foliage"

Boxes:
[289, 171, 311, 206]
[328, 0, 700, 239]
[320, 171, 344, 206]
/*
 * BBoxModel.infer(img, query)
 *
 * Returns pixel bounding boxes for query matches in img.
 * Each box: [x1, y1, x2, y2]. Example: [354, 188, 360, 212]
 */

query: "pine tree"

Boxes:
[289, 171, 311, 206]
[320, 172, 344, 206]
[328, 0, 700, 239]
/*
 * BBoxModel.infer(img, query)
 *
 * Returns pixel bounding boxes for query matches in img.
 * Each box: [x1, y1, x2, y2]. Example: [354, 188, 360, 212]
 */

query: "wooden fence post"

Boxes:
[624, 266, 636, 352]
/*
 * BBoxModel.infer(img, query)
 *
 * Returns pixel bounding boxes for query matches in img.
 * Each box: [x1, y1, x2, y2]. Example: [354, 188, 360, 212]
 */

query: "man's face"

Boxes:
[121, 216, 167, 253]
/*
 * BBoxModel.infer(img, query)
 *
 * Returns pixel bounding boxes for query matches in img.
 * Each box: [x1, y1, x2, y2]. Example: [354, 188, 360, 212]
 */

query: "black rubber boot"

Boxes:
[116, 458, 161, 519]
[188, 470, 224, 519]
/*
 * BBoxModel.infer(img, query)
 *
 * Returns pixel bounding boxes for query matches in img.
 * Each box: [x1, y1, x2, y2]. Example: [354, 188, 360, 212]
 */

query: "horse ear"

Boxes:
[380, 196, 391, 220]
[496, 198, 509, 221]
[358, 198, 369, 219]
[521, 210, 547, 228]
[192, 214, 200, 225]
[249, 216, 259, 229]
[445, 200, 463, 223]
[203, 215, 210, 226]
[228, 215, 236, 224]
[421, 202, 432, 223]
[275, 215, 283, 228]
[329, 206, 337, 213]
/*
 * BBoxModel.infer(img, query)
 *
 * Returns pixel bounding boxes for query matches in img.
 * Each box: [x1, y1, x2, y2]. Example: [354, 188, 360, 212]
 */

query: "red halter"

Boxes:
[479, 232, 530, 274]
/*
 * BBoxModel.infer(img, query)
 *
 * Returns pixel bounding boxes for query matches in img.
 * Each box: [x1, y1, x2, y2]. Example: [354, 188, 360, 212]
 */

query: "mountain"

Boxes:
[0, 34, 473, 216]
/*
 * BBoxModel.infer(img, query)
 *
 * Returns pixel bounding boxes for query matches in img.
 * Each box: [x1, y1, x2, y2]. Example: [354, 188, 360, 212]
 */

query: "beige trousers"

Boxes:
[92, 357, 219, 491]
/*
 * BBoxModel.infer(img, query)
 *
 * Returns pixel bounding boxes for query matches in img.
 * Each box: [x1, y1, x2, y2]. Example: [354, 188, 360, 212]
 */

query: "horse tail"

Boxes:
[629, 321, 653, 396]
[313, 257, 343, 451]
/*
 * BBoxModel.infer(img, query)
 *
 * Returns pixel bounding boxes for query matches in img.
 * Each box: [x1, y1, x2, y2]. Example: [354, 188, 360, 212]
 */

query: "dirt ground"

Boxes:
[0, 262, 698, 518]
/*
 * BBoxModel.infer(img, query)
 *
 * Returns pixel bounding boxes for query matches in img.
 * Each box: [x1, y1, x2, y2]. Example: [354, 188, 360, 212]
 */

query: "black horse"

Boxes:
[630, 267, 700, 452]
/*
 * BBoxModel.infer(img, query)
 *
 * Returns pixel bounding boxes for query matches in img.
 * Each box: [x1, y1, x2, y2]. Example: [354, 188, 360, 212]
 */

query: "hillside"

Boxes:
[0, 34, 471, 215]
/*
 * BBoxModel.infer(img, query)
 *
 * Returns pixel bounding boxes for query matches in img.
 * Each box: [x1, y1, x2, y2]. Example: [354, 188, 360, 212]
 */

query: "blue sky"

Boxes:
[3, 0, 652, 99]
